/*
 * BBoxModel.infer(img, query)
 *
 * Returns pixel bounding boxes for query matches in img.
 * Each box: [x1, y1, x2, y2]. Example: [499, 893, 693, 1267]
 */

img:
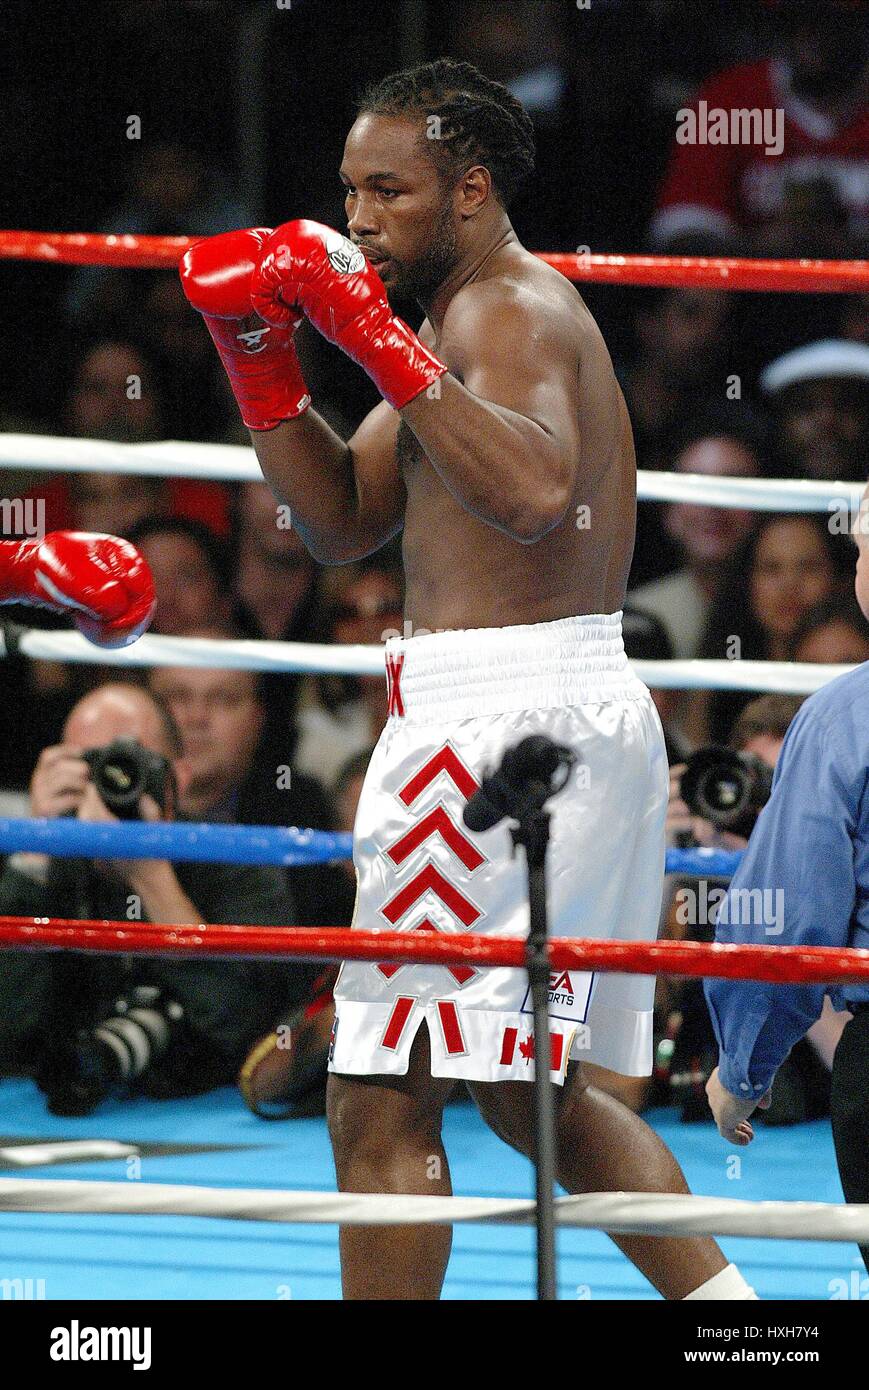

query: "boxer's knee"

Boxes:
[472, 1063, 590, 1157]
[470, 1080, 536, 1156]
[327, 1053, 450, 1185]
[327, 1074, 398, 1179]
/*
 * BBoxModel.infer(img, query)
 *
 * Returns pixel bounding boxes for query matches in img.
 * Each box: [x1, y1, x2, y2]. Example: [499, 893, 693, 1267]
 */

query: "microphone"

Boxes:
[463, 735, 575, 832]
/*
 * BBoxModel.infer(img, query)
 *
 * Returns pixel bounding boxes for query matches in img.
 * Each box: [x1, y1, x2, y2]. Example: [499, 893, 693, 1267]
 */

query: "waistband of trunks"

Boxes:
[384, 611, 648, 722]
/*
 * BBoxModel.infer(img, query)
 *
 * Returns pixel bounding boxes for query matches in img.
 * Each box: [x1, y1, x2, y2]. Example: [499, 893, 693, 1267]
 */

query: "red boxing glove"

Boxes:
[180, 228, 311, 431]
[0, 532, 156, 649]
[252, 220, 447, 410]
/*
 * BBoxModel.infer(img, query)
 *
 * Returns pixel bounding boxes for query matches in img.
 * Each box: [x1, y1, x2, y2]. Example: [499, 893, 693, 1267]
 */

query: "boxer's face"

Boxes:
[342, 113, 459, 300]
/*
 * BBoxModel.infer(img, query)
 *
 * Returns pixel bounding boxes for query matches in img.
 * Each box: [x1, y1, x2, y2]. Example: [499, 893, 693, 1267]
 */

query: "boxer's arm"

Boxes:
[400, 288, 579, 543]
[251, 399, 405, 565]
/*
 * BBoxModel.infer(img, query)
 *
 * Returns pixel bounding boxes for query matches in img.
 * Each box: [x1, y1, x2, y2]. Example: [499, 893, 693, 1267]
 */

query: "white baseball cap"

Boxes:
[760, 339, 869, 396]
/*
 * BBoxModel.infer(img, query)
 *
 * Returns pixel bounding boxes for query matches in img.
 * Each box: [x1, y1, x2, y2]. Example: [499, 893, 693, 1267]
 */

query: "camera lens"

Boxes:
[98, 751, 139, 796]
[680, 747, 755, 829]
[703, 770, 743, 815]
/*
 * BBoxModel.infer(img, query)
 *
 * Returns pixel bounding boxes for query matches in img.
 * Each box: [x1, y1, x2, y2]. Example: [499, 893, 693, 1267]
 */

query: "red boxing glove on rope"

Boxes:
[252, 220, 448, 410]
[0, 532, 155, 648]
[180, 228, 312, 431]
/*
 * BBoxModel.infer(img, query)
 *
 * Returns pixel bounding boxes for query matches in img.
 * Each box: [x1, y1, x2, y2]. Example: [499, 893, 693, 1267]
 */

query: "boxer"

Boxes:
[182, 58, 756, 1301]
[0, 531, 154, 647]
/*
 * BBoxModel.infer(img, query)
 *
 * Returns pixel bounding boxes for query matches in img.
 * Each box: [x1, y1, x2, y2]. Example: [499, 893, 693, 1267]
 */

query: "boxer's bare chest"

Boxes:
[394, 417, 464, 533]
[394, 414, 577, 630]
[395, 417, 424, 474]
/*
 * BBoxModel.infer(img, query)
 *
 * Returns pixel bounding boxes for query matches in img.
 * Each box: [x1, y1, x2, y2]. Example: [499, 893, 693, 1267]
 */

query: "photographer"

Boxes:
[658, 694, 842, 1123]
[705, 486, 869, 1270]
[0, 682, 297, 1114]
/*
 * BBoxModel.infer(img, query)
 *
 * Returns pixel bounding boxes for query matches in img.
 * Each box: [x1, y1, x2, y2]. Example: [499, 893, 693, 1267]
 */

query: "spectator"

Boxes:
[619, 289, 735, 587]
[137, 271, 238, 443]
[232, 482, 321, 642]
[761, 339, 869, 483]
[294, 564, 404, 789]
[33, 337, 231, 536]
[67, 338, 166, 445]
[236, 747, 373, 1120]
[622, 606, 687, 764]
[126, 516, 234, 635]
[686, 512, 851, 745]
[650, 2, 869, 249]
[621, 289, 734, 474]
[667, 694, 805, 854]
[44, 337, 171, 544]
[752, 173, 852, 261]
[0, 682, 297, 1113]
[66, 470, 167, 540]
[663, 692, 842, 1124]
[65, 141, 250, 326]
[628, 409, 766, 657]
[332, 746, 375, 853]
[7, 340, 176, 784]
[148, 638, 353, 935]
[790, 595, 869, 666]
[442, 1, 571, 250]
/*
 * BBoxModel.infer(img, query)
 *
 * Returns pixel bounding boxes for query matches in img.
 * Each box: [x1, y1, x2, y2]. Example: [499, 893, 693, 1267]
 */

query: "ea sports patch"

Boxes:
[325, 232, 365, 275]
[520, 967, 594, 1024]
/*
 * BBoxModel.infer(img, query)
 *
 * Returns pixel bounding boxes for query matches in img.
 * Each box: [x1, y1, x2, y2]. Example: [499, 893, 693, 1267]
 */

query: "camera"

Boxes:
[36, 985, 185, 1116]
[81, 736, 175, 819]
[679, 746, 773, 838]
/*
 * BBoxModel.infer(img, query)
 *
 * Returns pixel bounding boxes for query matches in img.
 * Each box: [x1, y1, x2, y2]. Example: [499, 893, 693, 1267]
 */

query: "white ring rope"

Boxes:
[0, 626, 854, 694]
[0, 1178, 867, 1243]
[0, 432, 864, 514]
[0, 628, 385, 676]
[638, 472, 862, 514]
[0, 435, 260, 483]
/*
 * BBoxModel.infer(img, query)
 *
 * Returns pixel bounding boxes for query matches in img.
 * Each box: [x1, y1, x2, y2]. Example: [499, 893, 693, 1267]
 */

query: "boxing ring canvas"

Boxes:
[0, 1077, 850, 1300]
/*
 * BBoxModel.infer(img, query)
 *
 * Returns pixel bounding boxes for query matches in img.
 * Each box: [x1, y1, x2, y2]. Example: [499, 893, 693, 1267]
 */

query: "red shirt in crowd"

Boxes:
[651, 58, 869, 245]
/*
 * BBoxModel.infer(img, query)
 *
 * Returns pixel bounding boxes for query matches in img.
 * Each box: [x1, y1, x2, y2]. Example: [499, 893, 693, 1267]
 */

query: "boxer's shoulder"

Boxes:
[437, 254, 582, 375]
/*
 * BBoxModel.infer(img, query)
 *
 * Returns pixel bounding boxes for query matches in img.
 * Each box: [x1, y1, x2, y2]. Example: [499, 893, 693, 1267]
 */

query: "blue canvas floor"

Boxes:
[0, 1077, 861, 1299]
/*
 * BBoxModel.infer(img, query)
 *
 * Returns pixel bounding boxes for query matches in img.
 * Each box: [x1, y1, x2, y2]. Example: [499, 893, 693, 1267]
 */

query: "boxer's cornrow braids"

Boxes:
[357, 59, 536, 207]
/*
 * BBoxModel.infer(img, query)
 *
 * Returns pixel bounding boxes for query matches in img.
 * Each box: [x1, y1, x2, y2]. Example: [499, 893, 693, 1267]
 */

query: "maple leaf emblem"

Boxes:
[518, 1035, 535, 1063]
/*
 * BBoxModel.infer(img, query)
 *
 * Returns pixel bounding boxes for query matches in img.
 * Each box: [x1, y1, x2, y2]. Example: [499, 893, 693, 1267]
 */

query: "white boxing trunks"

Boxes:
[329, 611, 669, 1086]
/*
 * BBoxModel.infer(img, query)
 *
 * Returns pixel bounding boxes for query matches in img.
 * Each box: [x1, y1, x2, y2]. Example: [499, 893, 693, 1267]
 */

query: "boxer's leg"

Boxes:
[327, 1025, 456, 1299]
[468, 1063, 730, 1300]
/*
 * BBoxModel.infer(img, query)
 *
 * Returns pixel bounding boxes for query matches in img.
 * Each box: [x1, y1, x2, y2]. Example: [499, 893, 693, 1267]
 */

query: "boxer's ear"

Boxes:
[457, 165, 492, 219]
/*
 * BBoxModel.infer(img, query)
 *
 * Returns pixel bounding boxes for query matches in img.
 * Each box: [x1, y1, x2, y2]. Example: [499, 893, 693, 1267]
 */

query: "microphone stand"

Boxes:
[511, 803, 559, 1301]
[464, 736, 575, 1301]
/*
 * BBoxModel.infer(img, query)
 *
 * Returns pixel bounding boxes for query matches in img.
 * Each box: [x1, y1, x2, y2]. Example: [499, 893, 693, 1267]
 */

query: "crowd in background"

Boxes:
[0, 0, 867, 1120]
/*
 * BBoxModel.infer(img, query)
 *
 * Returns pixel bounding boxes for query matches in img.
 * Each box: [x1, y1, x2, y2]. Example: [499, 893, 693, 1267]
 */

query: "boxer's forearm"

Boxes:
[400, 376, 571, 543]
[252, 411, 392, 564]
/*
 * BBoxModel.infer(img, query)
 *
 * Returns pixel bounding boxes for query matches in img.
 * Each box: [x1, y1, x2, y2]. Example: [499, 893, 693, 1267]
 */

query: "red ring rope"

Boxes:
[1, 230, 866, 291]
[2, 917, 868, 986]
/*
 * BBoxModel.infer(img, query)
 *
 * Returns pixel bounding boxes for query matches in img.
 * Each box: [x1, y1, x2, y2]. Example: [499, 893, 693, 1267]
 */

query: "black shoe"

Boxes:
[43, 1077, 106, 1117]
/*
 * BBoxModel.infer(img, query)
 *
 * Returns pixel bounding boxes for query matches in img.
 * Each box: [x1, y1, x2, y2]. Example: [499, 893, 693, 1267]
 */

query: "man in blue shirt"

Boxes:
[705, 483, 869, 1270]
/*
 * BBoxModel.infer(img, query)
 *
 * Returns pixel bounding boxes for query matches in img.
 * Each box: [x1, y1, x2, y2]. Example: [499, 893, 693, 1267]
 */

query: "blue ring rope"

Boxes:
[0, 817, 741, 876]
[0, 818, 353, 867]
